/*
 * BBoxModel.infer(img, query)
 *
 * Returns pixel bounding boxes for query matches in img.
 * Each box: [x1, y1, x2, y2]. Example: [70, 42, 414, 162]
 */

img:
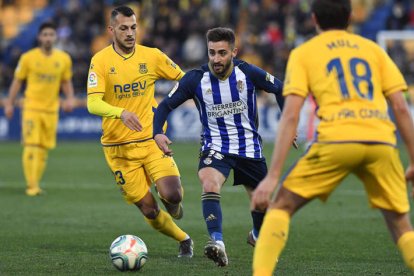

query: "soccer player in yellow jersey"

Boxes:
[4, 22, 75, 196]
[86, 6, 193, 257]
[251, 0, 414, 274]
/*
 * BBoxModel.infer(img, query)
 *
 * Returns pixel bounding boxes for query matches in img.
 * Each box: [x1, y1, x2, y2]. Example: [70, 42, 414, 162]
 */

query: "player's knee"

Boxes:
[164, 192, 182, 204]
[201, 180, 221, 193]
[140, 205, 160, 219]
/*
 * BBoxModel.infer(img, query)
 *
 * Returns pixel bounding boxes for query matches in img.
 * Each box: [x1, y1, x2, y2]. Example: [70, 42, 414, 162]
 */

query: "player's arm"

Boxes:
[153, 71, 199, 155]
[5, 54, 28, 119]
[251, 94, 305, 210]
[387, 91, 414, 195]
[155, 49, 185, 81]
[87, 56, 141, 131]
[4, 77, 23, 119]
[87, 93, 142, 132]
[61, 80, 75, 112]
[242, 63, 285, 109]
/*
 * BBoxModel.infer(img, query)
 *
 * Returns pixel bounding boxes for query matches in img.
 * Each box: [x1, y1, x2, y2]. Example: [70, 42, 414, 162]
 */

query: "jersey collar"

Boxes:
[112, 43, 136, 60]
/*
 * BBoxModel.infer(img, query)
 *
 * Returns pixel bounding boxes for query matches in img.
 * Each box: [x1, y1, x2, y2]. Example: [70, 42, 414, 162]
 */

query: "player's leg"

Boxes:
[144, 141, 184, 219]
[22, 110, 53, 196]
[253, 143, 355, 276]
[233, 157, 268, 247]
[154, 176, 183, 219]
[357, 144, 414, 271]
[199, 150, 231, 266]
[103, 144, 192, 257]
[381, 210, 414, 271]
[253, 187, 309, 276]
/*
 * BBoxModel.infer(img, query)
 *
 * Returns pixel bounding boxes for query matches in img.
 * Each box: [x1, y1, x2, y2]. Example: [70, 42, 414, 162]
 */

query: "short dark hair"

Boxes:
[38, 22, 56, 34]
[111, 5, 135, 21]
[311, 0, 351, 30]
[206, 27, 235, 47]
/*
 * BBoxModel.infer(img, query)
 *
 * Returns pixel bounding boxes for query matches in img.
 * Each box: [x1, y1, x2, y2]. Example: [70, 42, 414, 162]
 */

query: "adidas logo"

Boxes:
[206, 214, 217, 222]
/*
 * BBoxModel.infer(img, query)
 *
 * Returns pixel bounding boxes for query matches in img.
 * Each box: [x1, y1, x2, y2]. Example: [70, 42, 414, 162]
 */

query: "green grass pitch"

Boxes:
[0, 141, 412, 275]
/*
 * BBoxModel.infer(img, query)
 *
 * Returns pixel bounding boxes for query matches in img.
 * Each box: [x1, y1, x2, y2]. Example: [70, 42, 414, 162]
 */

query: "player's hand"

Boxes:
[251, 175, 279, 211]
[3, 100, 14, 120]
[154, 134, 173, 156]
[405, 164, 414, 198]
[62, 97, 75, 113]
[120, 110, 142, 132]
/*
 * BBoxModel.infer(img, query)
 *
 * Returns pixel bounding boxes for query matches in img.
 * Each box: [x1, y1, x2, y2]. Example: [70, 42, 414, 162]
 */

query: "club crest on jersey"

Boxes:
[203, 157, 212, 165]
[109, 67, 116, 74]
[139, 63, 148, 74]
[237, 80, 244, 93]
[205, 88, 212, 95]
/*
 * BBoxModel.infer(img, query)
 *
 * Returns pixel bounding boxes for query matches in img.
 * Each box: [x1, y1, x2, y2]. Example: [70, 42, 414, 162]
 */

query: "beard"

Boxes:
[115, 36, 135, 53]
[211, 59, 232, 78]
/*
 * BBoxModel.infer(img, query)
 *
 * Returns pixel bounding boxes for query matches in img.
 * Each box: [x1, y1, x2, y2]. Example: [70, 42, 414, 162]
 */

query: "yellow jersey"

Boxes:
[14, 48, 72, 113]
[284, 30, 407, 145]
[87, 44, 184, 145]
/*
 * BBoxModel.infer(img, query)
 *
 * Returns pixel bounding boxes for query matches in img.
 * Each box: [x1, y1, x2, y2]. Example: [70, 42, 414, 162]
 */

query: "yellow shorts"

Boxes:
[282, 143, 409, 213]
[22, 110, 58, 149]
[103, 140, 180, 204]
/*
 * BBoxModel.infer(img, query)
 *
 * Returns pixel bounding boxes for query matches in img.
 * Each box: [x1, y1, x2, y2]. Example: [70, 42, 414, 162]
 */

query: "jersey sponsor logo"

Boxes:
[322, 108, 390, 122]
[265, 72, 275, 84]
[36, 73, 57, 82]
[168, 82, 179, 97]
[113, 81, 147, 99]
[206, 100, 247, 118]
[88, 72, 98, 87]
[139, 63, 148, 74]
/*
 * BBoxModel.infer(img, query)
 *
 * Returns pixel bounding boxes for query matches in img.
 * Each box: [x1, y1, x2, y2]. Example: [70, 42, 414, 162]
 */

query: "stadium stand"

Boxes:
[0, 0, 413, 99]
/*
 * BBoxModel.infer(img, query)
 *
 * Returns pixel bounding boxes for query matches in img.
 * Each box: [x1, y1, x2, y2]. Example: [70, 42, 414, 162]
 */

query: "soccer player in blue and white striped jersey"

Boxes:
[153, 27, 285, 267]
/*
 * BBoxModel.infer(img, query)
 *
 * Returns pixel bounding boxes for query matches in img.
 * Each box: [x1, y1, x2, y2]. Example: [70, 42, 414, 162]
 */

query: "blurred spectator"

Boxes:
[0, 0, 413, 100]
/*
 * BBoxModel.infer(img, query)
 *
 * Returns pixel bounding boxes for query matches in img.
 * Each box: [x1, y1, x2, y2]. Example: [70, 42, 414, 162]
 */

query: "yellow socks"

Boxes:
[397, 231, 414, 271]
[23, 146, 48, 195]
[253, 209, 290, 276]
[144, 209, 187, 242]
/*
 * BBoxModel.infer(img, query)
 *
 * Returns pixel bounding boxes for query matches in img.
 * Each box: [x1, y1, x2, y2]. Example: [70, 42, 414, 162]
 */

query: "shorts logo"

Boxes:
[139, 63, 148, 74]
[88, 72, 98, 88]
[213, 152, 224, 160]
[203, 157, 212, 165]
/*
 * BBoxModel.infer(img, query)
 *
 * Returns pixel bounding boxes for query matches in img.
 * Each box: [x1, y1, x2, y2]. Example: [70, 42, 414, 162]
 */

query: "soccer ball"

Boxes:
[109, 234, 148, 271]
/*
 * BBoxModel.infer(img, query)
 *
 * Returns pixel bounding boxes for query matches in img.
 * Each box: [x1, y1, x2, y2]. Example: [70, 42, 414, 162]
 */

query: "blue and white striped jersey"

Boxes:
[154, 59, 284, 159]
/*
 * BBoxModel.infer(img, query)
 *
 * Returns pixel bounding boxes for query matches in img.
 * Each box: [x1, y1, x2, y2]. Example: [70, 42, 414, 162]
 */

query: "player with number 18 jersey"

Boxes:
[284, 30, 407, 145]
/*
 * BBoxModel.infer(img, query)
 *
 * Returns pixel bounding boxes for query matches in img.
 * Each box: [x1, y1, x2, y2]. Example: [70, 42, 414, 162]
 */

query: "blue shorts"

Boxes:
[198, 150, 267, 188]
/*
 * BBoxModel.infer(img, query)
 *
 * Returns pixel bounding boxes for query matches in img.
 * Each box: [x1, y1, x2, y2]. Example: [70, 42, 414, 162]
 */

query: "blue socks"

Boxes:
[202, 192, 223, 241]
[251, 210, 265, 239]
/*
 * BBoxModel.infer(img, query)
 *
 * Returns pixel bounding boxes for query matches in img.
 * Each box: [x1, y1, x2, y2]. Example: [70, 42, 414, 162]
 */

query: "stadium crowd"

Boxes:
[0, 0, 414, 99]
